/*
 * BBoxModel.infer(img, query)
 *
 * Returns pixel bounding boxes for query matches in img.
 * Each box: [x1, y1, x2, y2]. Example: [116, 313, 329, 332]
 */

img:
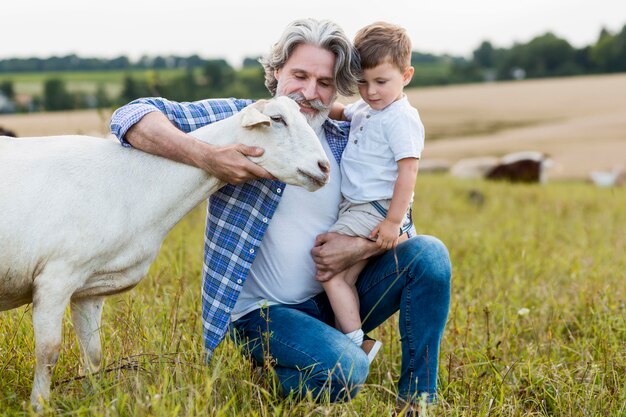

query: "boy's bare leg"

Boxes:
[322, 259, 368, 333]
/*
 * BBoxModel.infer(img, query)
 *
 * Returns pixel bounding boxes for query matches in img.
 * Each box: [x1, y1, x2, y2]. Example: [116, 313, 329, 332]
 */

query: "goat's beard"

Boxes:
[276, 91, 331, 131]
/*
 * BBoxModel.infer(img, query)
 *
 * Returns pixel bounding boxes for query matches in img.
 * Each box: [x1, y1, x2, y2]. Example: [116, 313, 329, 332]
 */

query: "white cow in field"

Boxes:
[0, 96, 330, 411]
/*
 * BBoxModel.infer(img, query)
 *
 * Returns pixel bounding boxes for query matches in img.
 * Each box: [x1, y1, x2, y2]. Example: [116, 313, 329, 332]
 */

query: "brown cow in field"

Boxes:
[451, 151, 553, 183]
[486, 151, 553, 183]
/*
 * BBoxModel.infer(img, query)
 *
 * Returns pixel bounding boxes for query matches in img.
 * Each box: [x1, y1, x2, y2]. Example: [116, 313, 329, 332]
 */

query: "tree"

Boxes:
[473, 41, 496, 68]
[43, 78, 73, 111]
[120, 75, 149, 104]
[95, 84, 110, 108]
[236, 66, 269, 98]
[0, 80, 15, 99]
[590, 24, 626, 72]
[203, 60, 235, 93]
[495, 33, 580, 78]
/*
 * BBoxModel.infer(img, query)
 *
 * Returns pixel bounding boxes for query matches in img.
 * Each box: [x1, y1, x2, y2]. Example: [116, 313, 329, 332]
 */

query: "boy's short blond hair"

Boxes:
[354, 22, 412, 71]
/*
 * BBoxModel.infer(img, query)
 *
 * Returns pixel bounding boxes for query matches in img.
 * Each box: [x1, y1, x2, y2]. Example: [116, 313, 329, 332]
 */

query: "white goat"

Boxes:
[0, 96, 330, 411]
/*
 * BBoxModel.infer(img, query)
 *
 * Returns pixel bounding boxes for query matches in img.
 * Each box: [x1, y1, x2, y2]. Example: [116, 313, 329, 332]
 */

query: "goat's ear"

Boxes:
[241, 106, 271, 128]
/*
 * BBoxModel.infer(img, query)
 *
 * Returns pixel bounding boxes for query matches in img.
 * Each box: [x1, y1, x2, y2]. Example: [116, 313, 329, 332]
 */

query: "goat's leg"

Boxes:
[30, 282, 72, 412]
[70, 297, 104, 374]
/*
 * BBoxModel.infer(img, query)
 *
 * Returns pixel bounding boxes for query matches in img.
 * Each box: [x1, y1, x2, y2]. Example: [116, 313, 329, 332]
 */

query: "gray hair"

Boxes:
[260, 18, 360, 97]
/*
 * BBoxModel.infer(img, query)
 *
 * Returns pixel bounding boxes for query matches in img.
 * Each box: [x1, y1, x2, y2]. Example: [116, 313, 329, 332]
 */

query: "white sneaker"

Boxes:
[361, 339, 383, 363]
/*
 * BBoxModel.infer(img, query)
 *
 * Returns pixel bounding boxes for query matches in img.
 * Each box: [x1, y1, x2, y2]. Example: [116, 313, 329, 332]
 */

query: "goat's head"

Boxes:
[237, 97, 330, 191]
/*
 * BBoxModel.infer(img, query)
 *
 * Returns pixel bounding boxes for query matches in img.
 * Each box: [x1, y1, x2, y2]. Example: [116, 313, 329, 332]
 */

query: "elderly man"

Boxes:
[110, 18, 451, 412]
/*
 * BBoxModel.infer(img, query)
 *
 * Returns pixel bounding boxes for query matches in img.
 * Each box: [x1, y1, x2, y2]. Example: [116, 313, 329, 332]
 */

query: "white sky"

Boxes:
[2, 0, 625, 67]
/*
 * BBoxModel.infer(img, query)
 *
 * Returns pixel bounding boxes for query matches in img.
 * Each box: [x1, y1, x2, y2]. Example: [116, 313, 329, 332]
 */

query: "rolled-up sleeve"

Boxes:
[110, 100, 162, 147]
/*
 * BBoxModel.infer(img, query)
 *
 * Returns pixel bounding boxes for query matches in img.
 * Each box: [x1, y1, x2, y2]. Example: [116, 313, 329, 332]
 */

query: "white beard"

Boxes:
[276, 83, 332, 131]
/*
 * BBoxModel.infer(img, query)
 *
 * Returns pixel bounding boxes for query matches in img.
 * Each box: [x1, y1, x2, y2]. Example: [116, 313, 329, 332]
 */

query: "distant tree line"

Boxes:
[117, 59, 269, 104]
[0, 24, 624, 113]
[0, 58, 269, 112]
[408, 24, 626, 86]
[0, 54, 213, 73]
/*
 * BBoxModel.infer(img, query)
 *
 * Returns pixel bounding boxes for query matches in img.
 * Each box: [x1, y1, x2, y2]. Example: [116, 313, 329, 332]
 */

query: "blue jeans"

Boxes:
[230, 235, 451, 403]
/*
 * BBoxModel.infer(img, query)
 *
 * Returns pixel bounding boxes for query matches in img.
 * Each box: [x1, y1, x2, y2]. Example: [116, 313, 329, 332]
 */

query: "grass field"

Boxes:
[0, 69, 188, 97]
[1, 175, 624, 416]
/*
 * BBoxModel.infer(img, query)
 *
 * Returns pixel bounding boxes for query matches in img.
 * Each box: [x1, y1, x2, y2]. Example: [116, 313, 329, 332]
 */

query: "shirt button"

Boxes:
[249, 248, 255, 254]
[237, 279, 242, 284]
[359, 127, 363, 131]
[276, 188, 282, 194]
[354, 140, 358, 144]
[366, 115, 370, 119]
[225, 308, 230, 313]
[262, 217, 268, 223]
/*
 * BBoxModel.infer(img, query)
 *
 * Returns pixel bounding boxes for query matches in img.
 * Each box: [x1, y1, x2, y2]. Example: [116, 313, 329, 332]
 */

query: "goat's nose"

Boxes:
[318, 160, 330, 175]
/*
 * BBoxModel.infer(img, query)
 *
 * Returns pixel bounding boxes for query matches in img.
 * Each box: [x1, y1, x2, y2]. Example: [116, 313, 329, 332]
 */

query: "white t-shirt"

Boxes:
[341, 95, 424, 204]
[231, 130, 342, 321]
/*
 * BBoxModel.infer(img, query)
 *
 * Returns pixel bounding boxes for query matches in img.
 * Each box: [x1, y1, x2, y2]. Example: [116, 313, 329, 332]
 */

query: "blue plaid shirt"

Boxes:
[110, 97, 351, 360]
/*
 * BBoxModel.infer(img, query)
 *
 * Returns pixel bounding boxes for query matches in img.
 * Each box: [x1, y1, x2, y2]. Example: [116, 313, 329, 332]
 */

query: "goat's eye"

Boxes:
[270, 115, 286, 125]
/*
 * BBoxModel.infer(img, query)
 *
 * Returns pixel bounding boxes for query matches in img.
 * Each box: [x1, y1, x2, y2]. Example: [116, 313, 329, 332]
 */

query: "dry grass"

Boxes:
[0, 108, 114, 138]
[409, 73, 626, 180]
[1, 73, 625, 179]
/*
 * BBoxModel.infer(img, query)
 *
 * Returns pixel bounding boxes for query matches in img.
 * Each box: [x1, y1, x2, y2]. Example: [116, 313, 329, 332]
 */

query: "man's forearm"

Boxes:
[122, 110, 272, 184]
[125, 112, 208, 170]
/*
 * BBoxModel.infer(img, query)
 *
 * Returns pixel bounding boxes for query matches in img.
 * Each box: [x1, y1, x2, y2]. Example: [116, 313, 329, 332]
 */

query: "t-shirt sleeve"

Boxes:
[385, 110, 425, 160]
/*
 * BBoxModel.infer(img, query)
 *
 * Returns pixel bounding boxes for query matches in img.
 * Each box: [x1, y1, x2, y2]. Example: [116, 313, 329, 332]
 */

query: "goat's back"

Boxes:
[0, 135, 203, 309]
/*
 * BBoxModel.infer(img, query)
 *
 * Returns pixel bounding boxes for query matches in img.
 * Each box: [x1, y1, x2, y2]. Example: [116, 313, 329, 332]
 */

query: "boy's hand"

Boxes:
[370, 219, 401, 250]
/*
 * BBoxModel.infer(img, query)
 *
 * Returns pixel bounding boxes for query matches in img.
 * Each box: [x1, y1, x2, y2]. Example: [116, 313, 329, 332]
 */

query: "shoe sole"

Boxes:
[366, 340, 383, 363]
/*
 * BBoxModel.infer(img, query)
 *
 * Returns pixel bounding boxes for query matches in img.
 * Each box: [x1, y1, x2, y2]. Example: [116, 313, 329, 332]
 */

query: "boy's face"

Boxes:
[357, 60, 414, 111]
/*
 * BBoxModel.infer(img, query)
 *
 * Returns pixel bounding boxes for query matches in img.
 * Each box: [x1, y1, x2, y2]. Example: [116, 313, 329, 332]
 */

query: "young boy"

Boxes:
[323, 22, 424, 361]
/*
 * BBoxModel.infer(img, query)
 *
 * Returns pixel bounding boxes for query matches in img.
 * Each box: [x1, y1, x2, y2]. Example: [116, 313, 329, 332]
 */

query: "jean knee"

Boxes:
[404, 235, 452, 289]
[327, 351, 369, 402]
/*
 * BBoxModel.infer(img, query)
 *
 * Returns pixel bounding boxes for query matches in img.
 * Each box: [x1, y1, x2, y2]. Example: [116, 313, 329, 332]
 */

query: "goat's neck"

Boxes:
[130, 116, 241, 238]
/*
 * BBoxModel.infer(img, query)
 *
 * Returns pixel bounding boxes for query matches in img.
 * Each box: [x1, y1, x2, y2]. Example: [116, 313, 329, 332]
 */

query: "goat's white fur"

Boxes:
[0, 96, 330, 411]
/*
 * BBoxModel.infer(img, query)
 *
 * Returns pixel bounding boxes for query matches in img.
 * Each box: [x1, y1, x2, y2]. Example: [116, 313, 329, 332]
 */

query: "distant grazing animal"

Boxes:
[589, 166, 625, 187]
[451, 151, 553, 184]
[0, 96, 330, 411]
[485, 151, 553, 183]
[0, 125, 17, 137]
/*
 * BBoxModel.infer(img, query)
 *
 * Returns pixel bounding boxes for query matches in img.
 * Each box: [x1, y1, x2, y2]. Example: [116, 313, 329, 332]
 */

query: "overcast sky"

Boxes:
[3, 0, 625, 67]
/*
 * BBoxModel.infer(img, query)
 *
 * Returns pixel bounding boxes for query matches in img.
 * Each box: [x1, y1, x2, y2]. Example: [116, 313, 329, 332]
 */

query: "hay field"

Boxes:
[409, 73, 626, 180]
[1, 73, 625, 180]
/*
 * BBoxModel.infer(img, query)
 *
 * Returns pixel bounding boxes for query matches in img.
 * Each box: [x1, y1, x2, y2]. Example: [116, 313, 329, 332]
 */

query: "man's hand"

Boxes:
[370, 219, 401, 250]
[311, 232, 381, 282]
[194, 142, 275, 185]
[125, 112, 274, 185]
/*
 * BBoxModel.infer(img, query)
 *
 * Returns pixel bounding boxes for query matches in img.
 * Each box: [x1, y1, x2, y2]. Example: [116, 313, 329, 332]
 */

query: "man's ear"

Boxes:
[403, 66, 415, 86]
[241, 105, 271, 128]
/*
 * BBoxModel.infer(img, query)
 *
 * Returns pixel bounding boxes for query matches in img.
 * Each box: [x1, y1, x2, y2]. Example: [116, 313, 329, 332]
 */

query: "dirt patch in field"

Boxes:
[0, 108, 113, 138]
[2, 73, 625, 180]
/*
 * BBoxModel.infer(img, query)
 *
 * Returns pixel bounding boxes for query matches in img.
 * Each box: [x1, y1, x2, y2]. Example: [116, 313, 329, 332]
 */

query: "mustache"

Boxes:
[286, 92, 330, 113]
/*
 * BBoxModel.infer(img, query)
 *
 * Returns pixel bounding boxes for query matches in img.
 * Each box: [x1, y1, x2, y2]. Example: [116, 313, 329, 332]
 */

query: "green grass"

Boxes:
[1, 176, 624, 416]
[0, 69, 188, 96]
